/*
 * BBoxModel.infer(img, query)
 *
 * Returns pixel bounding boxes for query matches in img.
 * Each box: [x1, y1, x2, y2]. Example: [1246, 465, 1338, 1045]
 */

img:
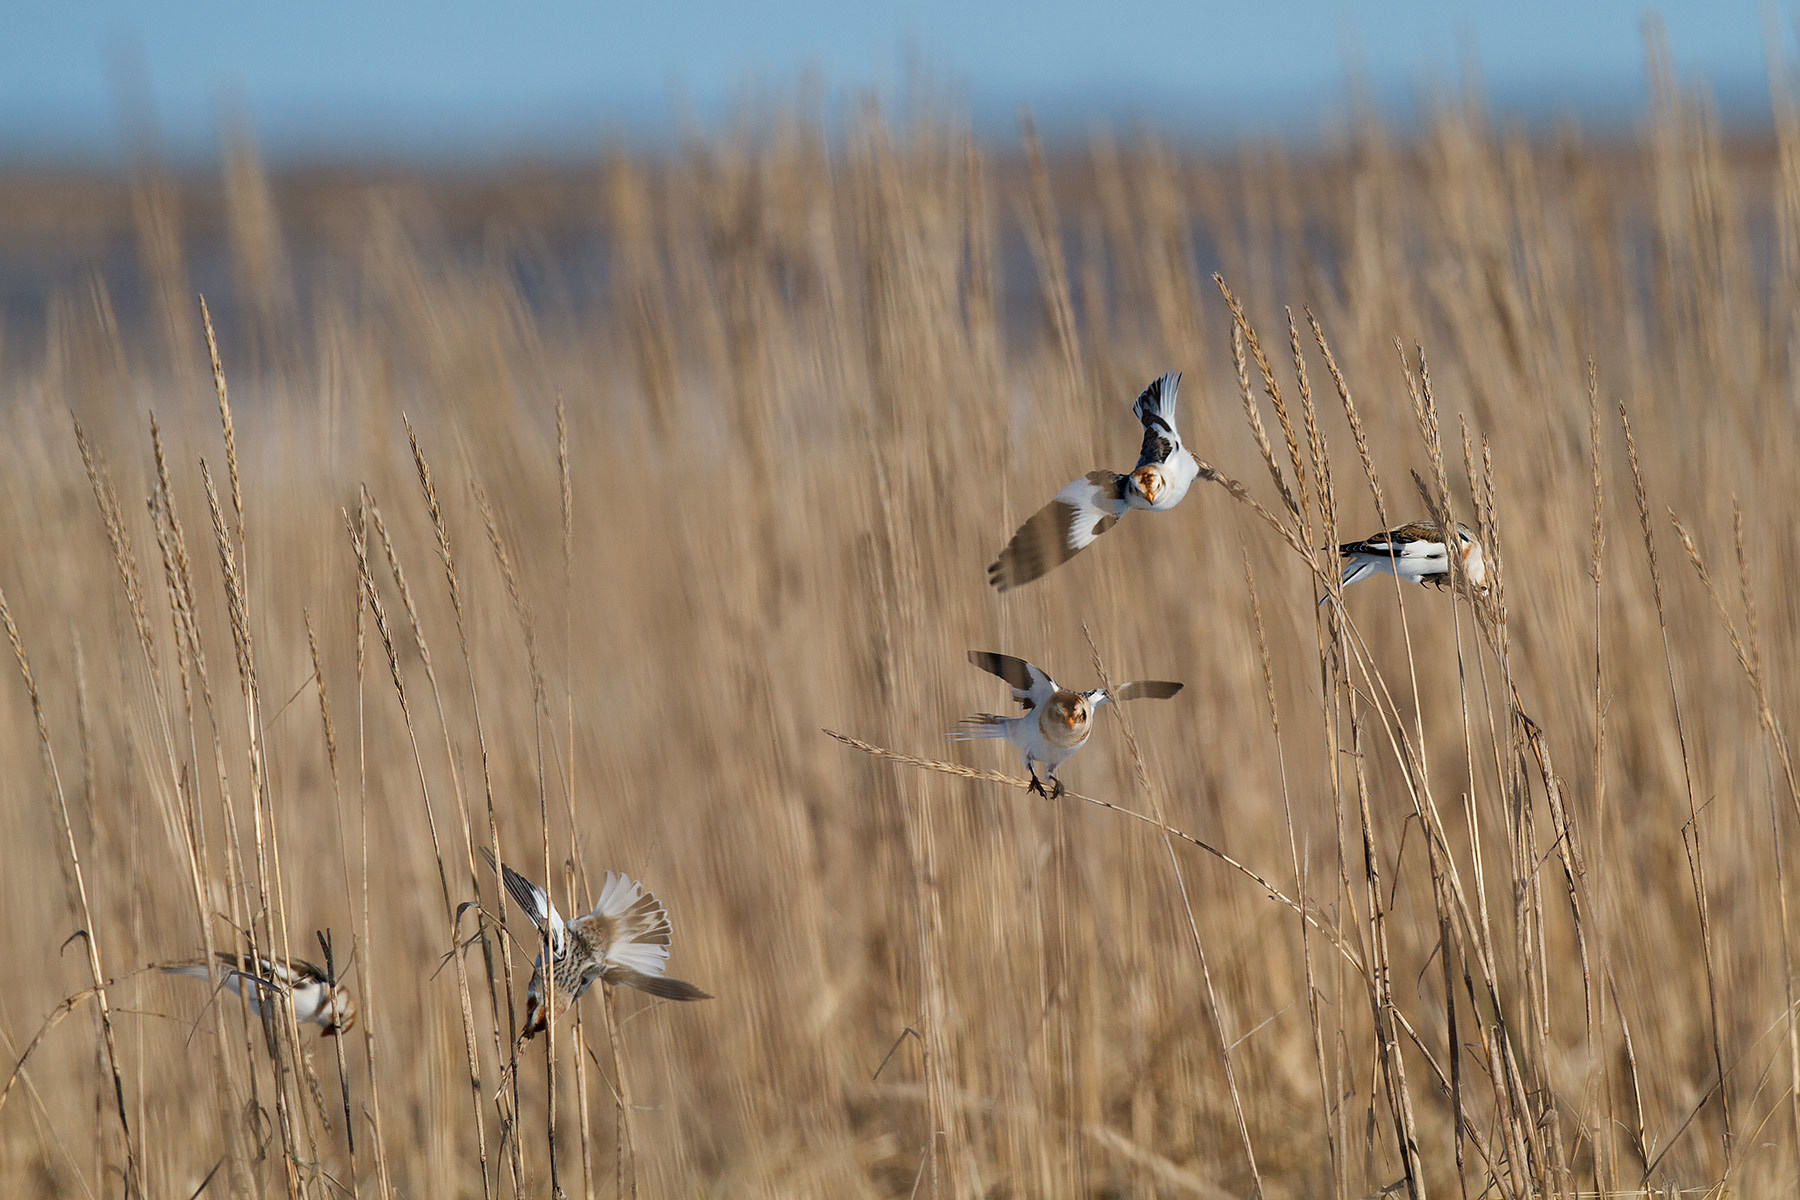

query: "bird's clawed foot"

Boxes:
[1027, 771, 1048, 798]
[1049, 776, 1067, 799]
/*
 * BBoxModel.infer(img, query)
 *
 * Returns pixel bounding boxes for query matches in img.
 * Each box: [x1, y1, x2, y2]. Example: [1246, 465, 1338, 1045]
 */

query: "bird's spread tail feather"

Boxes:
[594, 875, 677, 978]
[946, 713, 1010, 741]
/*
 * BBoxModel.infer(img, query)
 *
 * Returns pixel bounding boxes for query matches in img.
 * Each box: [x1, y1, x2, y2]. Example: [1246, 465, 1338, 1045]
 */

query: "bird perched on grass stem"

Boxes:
[1329, 520, 1488, 600]
[947, 650, 1183, 797]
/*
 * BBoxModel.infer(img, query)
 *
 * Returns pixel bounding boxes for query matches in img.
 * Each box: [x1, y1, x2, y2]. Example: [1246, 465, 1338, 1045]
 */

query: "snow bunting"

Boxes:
[482, 849, 709, 1039]
[946, 650, 1183, 797]
[163, 950, 357, 1036]
[1332, 520, 1489, 597]
[988, 372, 1200, 591]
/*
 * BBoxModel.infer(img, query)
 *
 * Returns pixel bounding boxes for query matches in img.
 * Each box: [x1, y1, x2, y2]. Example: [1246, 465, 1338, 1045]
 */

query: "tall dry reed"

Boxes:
[3, 66, 1800, 1199]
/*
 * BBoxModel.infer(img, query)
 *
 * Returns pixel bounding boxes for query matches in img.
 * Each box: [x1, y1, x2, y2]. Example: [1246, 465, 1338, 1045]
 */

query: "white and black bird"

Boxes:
[988, 372, 1200, 591]
[1331, 520, 1489, 598]
[946, 651, 1184, 797]
[163, 950, 357, 1037]
[482, 849, 709, 1039]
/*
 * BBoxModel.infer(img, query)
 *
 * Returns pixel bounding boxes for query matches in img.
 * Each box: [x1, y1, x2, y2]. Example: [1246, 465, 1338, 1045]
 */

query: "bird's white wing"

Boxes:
[482, 848, 567, 956]
[967, 651, 1058, 710]
[987, 471, 1128, 591]
[1131, 372, 1185, 469]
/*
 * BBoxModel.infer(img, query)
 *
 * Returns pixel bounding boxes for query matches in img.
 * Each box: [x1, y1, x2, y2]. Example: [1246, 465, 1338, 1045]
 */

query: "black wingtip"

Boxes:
[1133, 371, 1180, 422]
[494, 861, 548, 929]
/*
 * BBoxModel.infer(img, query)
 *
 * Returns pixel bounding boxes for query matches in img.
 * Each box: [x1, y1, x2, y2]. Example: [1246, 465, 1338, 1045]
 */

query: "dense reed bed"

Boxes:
[5, 58, 1800, 1199]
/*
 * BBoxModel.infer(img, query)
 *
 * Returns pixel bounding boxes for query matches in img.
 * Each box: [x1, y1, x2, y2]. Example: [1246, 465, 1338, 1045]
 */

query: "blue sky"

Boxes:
[0, 2, 1782, 162]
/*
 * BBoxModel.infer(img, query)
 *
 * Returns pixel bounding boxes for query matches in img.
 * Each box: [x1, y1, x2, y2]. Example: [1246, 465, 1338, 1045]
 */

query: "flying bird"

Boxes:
[1330, 520, 1489, 599]
[988, 372, 1200, 591]
[947, 650, 1184, 797]
[162, 950, 357, 1037]
[482, 849, 709, 1039]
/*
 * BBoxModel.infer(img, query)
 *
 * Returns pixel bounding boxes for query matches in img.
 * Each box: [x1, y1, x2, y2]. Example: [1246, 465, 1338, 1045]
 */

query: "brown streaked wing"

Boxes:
[987, 470, 1124, 592]
[1383, 520, 1443, 544]
[1110, 680, 1184, 702]
[209, 950, 326, 984]
[1338, 520, 1442, 557]
[268, 957, 332, 987]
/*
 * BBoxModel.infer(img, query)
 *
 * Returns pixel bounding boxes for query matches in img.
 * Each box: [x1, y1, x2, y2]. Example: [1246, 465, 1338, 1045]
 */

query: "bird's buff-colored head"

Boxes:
[1045, 691, 1091, 735]
[1131, 465, 1165, 504]
[1457, 533, 1489, 592]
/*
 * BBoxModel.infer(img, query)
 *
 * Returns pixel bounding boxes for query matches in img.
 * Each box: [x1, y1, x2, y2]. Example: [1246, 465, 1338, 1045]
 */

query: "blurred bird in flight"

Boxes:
[947, 650, 1184, 797]
[988, 372, 1199, 591]
[483, 848, 709, 1039]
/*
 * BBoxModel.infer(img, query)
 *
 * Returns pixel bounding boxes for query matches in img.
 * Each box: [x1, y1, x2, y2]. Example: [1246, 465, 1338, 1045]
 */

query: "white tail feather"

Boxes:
[606, 940, 671, 977]
[593, 870, 644, 920]
[945, 715, 1010, 741]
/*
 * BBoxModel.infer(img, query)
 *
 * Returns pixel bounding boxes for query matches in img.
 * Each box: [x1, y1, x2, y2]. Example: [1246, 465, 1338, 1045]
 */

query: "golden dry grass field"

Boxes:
[5, 69, 1800, 1200]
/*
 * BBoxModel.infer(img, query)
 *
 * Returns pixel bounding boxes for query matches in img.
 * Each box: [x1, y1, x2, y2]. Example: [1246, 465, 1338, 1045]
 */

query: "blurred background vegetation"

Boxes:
[6, 9, 1800, 1200]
